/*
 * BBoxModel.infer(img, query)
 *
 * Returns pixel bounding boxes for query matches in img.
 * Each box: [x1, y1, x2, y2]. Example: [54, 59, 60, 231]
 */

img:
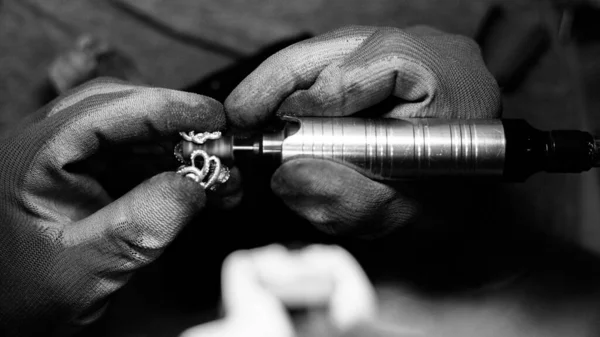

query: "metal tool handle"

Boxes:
[178, 117, 598, 182]
[280, 117, 507, 180]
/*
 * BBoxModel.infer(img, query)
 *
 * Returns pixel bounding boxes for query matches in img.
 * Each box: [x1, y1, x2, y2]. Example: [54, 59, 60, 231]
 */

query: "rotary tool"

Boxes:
[176, 117, 600, 182]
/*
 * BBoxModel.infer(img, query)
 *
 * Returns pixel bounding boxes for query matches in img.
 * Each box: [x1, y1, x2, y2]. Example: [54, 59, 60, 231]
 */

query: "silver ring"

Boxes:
[176, 148, 230, 190]
[177, 165, 207, 183]
[176, 131, 230, 190]
[179, 131, 222, 145]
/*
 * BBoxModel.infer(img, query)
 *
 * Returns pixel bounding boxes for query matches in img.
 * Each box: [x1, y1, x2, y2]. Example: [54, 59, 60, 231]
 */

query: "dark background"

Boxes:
[3, 0, 600, 336]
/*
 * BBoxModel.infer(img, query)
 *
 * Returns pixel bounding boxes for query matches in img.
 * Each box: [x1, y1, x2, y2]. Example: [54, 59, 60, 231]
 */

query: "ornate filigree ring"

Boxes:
[176, 131, 230, 191]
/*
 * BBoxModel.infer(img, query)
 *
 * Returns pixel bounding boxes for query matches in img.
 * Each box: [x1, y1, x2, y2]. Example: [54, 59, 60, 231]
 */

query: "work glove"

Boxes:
[225, 25, 502, 238]
[0, 78, 239, 336]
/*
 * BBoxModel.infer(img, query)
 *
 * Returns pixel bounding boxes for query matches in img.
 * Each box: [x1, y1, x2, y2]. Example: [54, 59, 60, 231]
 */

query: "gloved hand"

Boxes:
[225, 25, 501, 238]
[0, 78, 239, 336]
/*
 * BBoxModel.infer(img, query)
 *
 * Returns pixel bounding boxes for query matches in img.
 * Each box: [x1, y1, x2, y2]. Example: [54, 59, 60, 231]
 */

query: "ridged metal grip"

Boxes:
[281, 117, 506, 180]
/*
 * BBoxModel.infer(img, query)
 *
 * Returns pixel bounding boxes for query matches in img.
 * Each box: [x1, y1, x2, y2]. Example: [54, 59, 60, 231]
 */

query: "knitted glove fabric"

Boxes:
[0, 78, 227, 336]
[225, 25, 502, 238]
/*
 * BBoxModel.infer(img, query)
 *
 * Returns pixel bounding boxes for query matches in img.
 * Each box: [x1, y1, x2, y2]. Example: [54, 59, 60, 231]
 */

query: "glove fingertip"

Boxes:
[149, 88, 226, 133]
[224, 90, 268, 130]
[145, 172, 207, 215]
[271, 159, 326, 197]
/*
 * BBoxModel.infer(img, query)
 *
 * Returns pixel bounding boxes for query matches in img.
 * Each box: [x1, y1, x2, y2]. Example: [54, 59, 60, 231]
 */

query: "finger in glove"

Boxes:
[271, 158, 419, 238]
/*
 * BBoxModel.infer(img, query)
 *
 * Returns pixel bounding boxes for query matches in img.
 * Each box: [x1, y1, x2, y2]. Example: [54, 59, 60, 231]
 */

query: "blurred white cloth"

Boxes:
[179, 244, 380, 337]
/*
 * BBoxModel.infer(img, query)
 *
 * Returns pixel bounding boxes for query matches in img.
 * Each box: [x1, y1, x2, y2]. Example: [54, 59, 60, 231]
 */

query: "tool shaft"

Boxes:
[179, 117, 599, 182]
